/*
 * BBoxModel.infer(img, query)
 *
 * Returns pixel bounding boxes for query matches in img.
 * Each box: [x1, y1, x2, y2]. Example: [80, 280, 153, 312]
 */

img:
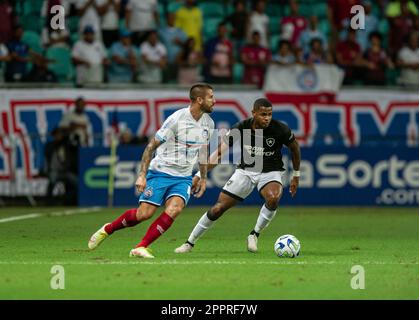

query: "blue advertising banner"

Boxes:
[79, 147, 419, 207]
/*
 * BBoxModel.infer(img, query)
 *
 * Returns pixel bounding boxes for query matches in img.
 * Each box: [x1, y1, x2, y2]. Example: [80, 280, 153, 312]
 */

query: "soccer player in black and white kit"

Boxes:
[175, 98, 301, 253]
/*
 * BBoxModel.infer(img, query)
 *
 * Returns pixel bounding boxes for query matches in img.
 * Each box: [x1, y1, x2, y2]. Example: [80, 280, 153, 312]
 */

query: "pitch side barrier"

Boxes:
[77, 146, 419, 207]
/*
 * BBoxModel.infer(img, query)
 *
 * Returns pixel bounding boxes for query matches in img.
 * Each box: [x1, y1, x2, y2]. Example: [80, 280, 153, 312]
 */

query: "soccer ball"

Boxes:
[274, 234, 301, 258]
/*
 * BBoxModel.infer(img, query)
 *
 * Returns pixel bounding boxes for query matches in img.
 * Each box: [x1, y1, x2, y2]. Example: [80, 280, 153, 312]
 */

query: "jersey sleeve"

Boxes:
[155, 112, 179, 142]
[282, 124, 296, 146]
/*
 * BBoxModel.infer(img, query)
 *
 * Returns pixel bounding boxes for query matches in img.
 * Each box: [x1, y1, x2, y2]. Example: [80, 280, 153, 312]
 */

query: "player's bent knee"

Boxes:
[136, 206, 155, 221]
[265, 197, 280, 210]
[165, 202, 185, 218]
[208, 204, 226, 220]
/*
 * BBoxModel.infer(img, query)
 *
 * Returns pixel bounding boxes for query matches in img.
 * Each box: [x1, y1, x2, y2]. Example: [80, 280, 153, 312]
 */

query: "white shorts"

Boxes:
[222, 169, 284, 201]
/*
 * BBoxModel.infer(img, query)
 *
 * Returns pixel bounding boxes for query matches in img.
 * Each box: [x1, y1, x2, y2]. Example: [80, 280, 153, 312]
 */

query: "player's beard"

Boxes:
[202, 102, 214, 114]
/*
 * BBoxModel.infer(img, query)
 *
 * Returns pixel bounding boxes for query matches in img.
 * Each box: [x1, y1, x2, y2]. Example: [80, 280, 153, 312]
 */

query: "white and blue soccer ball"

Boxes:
[274, 234, 301, 258]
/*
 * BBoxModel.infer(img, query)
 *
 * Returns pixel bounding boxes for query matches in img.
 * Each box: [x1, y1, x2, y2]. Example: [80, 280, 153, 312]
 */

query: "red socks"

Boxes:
[104, 208, 139, 235]
[136, 212, 174, 248]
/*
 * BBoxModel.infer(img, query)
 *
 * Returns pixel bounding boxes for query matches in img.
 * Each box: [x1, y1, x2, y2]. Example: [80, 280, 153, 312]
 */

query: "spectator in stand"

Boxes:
[0, 0, 16, 45]
[335, 28, 365, 84]
[247, 0, 270, 48]
[76, 0, 103, 40]
[108, 29, 137, 83]
[223, 0, 249, 58]
[298, 15, 328, 55]
[241, 30, 271, 88]
[204, 23, 234, 84]
[387, 0, 416, 58]
[271, 39, 296, 65]
[303, 38, 333, 65]
[125, 0, 159, 47]
[397, 32, 419, 86]
[177, 37, 203, 85]
[119, 127, 148, 145]
[413, 16, 419, 39]
[175, 0, 203, 52]
[44, 127, 79, 205]
[59, 96, 91, 147]
[386, 0, 418, 18]
[5, 25, 51, 82]
[138, 30, 167, 84]
[71, 25, 109, 86]
[41, 0, 71, 49]
[98, 0, 121, 48]
[327, 0, 360, 50]
[340, 1, 379, 52]
[280, 0, 308, 49]
[159, 12, 187, 83]
[363, 32, 394, 85]
[0, 40, 10, 82]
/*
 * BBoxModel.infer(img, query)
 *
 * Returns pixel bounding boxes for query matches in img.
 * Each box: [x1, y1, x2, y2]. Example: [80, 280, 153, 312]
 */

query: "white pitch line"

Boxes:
[0, 207, 102, 224]
[0, 260, 417, 266]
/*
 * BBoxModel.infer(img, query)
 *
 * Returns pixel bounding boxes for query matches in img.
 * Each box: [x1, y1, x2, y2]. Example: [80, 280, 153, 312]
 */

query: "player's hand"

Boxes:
[191, 175, 200, 194]
[289, 176, 299, 198]
[193, 178, 207, 198]
[135, 174, 147, 194]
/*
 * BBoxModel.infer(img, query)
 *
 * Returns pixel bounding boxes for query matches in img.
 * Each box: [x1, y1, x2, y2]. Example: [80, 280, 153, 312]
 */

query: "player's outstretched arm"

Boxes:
[288, 139, 301, 198]
[135, 137, 162, 193]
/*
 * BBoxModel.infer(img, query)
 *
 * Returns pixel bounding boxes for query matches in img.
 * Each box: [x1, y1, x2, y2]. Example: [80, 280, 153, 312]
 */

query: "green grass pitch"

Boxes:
[0, 206, 418, 299]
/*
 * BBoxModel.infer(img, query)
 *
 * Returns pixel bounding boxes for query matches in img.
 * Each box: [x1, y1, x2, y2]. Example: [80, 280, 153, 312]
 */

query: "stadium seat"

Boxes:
[203, 17, 224, 41]
[46, 47, 74, 83]
[299, 4, 312, 17]
[318, 18, 330, 37]
[22, 31, 43, 54]
[21, 15, 45, 33]
[21, 0, 44, 15]
[269, 17, 281, 36]
[313, 3, 328, 19]
[70, 33, 80, 46]
[67, 16, 80, 34]
[158, 3, 167, 26]
[233, 63, 244, 84]
[270, 34, 281, 52]
[266, 2, 281, 18]
[378, 19, 389, 36]
[168, 1, 183, 13]
[386, 68, 400, 86]
[198, 1, 225, 18]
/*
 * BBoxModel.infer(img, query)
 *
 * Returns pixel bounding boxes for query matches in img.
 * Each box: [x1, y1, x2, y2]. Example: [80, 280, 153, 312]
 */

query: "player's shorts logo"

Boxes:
[226, 180, 233, 186]
[144, 187, 153, 198]
[266, 138, 275, 147]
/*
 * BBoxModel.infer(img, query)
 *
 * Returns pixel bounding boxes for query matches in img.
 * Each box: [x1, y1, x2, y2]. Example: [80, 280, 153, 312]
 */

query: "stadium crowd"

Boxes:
[0, 0, 418, 87]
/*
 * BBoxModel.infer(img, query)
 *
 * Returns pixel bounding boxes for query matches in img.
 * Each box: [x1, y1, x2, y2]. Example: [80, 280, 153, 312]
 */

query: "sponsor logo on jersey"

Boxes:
[244, 145, 275, 156]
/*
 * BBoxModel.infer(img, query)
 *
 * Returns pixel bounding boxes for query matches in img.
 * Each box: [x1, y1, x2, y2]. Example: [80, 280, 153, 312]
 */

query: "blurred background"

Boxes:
[0, 0, 418, 208]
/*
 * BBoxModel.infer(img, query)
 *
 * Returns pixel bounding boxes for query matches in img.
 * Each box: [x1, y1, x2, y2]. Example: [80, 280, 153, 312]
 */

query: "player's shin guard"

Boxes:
[187, 212, 216, 245]
[253, 204, 277, 234]
[104, 208, 139, 235]
[136, 212, 174, 248]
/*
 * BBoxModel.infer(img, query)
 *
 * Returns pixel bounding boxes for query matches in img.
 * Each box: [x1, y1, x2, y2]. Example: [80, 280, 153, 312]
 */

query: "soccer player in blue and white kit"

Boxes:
[88, 83, 215, 258]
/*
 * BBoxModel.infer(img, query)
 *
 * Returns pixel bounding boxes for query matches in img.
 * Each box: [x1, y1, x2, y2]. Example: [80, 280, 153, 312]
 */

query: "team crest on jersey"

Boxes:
[266, 138, 275, 147]
[202, 129, 209, 138]
[144, 187, 153, 198]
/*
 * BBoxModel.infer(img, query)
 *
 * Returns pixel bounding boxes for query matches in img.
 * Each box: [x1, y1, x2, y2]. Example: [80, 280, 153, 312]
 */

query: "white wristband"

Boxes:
[292, 170, 300, 177]
[195, 171, 201, 178]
